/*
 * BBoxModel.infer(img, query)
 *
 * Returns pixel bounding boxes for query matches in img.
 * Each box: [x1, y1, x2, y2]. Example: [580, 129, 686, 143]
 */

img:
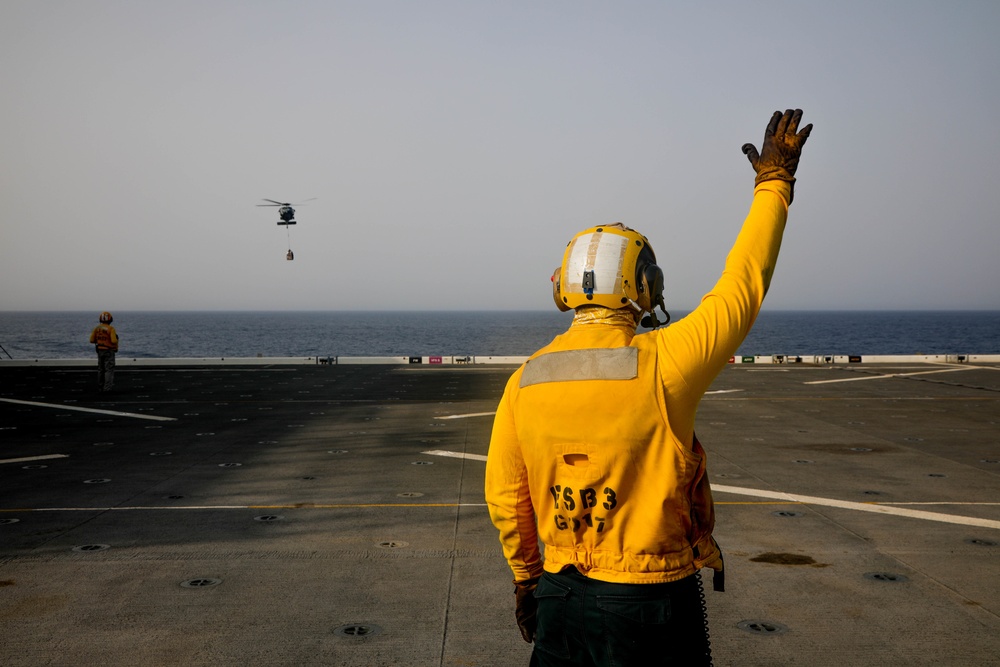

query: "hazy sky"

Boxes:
[2, 1, 998, 312]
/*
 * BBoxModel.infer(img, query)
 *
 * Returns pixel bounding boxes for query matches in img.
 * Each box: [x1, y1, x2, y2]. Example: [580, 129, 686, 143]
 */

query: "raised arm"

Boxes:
[660, 110, 812, 398]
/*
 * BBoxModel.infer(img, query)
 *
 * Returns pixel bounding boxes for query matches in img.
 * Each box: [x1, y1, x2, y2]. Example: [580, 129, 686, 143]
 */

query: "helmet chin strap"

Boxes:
[640, 306, 671, 329]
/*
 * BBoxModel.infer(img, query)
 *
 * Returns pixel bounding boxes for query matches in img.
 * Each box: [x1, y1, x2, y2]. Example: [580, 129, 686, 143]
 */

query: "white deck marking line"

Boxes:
[871, 502, 1000, 506]
[0, 398, 176, 422]
[420, 451, 1000, 530]
[713, 484, 1000, 530]
[434, 412, 496, 420]
[805, 367, 973, 385]
[423, 450, 488, 462]
[0, 503, 489, 512]
[705, 389, 744, 395]
[0, 454, 69, 465]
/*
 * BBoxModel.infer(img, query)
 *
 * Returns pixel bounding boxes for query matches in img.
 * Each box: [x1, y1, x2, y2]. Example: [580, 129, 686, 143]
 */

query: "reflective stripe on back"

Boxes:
[520, 347, 638, 388]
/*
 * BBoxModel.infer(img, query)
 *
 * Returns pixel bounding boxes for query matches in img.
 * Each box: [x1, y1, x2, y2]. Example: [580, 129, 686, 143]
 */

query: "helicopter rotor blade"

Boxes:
[260, 199, 290, 205]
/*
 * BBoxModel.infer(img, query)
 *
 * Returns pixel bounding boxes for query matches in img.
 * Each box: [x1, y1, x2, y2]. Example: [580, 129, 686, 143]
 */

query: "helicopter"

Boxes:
[258, 198, 315, 260]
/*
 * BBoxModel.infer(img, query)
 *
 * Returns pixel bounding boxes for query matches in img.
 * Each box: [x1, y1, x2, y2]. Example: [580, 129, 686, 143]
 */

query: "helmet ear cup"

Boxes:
[551, 267, 571, 312]
[638, 263, 664, 313]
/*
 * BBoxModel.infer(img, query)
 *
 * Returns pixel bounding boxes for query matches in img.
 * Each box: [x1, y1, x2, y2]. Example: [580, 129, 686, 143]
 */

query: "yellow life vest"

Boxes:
[486, 180, 791, 588]
[90, 324, 118, 351]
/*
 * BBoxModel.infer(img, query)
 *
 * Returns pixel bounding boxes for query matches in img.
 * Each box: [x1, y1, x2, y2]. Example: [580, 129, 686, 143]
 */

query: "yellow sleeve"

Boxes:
[485, 373, 544, 582]
[660, 180, 791, 397]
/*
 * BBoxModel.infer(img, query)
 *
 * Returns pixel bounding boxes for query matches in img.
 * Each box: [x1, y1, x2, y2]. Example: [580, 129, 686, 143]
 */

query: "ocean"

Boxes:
[1, 310, 998, 360]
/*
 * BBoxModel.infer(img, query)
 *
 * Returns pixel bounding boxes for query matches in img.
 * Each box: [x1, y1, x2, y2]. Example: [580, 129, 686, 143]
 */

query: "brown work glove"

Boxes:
[742, 109, 813, 202]
[514, 577, 540, 643]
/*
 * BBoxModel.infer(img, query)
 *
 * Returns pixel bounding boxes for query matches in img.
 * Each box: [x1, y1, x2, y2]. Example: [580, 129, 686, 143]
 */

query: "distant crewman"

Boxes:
[89, 311, 119, 392]
[486, 110, 812, 665]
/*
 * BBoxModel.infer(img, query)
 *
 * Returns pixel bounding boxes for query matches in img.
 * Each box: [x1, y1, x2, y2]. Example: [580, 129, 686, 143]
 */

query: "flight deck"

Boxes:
[1, 360, 998, 666]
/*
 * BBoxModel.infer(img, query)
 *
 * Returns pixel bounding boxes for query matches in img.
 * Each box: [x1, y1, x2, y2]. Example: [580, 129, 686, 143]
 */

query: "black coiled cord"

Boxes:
[694, 570, 714, 666]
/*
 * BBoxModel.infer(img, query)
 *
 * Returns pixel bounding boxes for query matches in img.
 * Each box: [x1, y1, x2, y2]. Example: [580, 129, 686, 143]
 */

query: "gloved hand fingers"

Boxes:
[515, 602, 537, 643]
[785, 108, 803, 136]
[741, 143, 760, 169]
[796, 122, 814, 143]
[764, 110, 782, 139]
[514, 578, 539, 644]
[780, 109, 813, 148]
[774, 109, 793, 137]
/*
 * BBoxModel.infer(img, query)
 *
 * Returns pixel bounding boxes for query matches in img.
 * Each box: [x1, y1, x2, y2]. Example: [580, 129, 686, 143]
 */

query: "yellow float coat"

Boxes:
[485, 180, 791, 584]
[89, 324, 119, 352]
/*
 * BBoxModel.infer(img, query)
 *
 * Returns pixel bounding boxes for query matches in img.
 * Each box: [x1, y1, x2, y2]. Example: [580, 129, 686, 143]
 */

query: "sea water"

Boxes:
[0, 310, 998, 360]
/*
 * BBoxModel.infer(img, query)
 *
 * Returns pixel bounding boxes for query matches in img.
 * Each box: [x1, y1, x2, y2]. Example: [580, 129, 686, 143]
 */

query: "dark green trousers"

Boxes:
[530, 567, 712, 667]
[97, 349, 115, 391]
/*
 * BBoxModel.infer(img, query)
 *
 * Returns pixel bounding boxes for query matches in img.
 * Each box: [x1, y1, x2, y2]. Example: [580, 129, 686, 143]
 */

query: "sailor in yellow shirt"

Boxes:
[485, 110, 812, 667]
[89, 311, 119, 392]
